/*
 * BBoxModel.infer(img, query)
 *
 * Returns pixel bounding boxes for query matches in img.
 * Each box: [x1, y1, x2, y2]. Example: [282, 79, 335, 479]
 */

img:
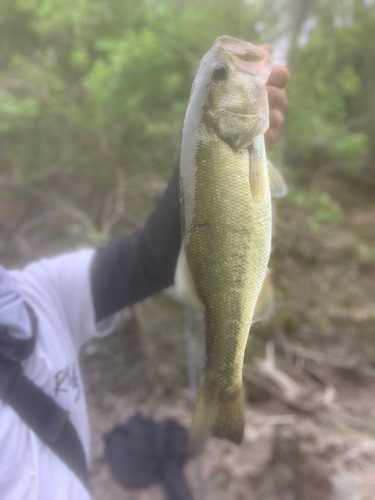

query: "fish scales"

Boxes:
[178, 37, 273, 452]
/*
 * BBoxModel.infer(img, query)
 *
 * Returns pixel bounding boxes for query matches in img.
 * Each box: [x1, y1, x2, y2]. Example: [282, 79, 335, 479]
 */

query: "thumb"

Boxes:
[260, 44, 273, 55]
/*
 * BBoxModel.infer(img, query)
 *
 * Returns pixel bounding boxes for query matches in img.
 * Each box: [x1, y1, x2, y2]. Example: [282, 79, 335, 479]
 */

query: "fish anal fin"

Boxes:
[187, 378, 217, 455]
[267, 160, 288, 198]
[252, 272, 274, 323]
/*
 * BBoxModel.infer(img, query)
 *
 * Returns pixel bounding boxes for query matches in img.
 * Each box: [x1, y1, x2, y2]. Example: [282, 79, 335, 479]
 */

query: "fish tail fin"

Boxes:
[212, 384, 245, 444]
[187, 379, 245, 455]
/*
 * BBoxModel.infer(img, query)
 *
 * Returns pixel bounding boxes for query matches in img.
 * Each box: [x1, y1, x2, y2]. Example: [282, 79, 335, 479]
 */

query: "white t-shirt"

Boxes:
[0, 249, 120, 500]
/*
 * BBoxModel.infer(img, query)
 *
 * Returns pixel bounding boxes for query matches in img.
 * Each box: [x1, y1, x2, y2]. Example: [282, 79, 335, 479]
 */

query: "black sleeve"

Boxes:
[90, 163, 181, 322]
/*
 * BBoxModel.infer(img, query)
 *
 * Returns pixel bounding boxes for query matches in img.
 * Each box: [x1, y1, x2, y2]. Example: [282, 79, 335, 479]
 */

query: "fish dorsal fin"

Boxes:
[267, 160, 288, 198]
[252, 272, 274, 323]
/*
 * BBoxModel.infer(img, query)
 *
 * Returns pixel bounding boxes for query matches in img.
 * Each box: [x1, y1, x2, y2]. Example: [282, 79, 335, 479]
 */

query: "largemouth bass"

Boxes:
[176, 36, 286, 452]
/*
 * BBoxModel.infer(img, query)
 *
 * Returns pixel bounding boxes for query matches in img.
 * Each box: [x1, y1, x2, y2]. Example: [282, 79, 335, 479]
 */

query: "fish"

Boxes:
[175, 36, 287, 453]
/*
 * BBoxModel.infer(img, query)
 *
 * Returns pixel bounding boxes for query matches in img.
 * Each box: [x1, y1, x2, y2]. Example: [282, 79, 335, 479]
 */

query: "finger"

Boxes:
[265, 109, 286, 146]
[265, 128, 278, 146]
[267, 86, 288, 110]
[267, 64, 290, 89]
[269, 108, 285, 130]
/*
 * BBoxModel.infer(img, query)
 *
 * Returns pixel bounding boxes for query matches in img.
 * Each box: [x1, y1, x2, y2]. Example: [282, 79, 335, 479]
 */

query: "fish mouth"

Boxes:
[216, 36, 272, 80]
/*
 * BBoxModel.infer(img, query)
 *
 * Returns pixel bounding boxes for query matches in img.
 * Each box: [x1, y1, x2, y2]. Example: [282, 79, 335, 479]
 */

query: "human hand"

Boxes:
[262, 46, 290, 146]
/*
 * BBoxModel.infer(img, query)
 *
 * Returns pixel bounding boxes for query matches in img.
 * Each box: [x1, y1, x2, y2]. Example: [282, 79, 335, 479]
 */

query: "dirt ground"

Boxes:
[82, 318, 375, 500]
[2, 167, 375, 499]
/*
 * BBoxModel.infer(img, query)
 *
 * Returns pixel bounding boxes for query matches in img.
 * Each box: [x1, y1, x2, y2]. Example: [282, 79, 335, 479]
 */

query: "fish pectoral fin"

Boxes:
[267, 160, 288, 198]
[174, 246, 205, 312]
[187, 379, 245, 455]
[252, 272, 274, 323]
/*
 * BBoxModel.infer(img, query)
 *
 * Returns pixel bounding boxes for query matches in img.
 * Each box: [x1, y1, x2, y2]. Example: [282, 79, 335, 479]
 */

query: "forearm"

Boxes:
[90, 163, 181, 322]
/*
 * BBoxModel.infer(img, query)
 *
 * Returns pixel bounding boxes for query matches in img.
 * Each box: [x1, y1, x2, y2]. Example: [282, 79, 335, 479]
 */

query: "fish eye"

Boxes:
[212, 62, 229, 81]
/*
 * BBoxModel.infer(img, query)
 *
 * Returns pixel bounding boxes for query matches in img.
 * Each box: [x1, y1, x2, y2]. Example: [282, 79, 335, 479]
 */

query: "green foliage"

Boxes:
[282, 0, 375, 172]
[290, 188, 342, 232]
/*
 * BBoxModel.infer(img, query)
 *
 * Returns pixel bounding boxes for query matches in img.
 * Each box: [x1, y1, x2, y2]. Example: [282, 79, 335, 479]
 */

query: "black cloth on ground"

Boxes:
[105, 413, 194, 500]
